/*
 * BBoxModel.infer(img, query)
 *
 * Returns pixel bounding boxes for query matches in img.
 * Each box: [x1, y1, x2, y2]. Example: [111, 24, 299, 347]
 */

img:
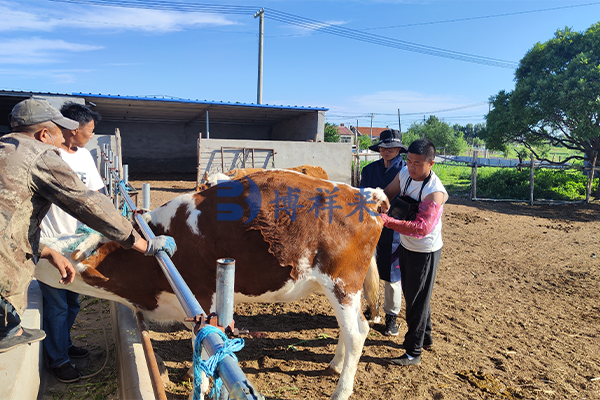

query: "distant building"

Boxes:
[355, 126, 391, 142]
[335, 123, 355, 143]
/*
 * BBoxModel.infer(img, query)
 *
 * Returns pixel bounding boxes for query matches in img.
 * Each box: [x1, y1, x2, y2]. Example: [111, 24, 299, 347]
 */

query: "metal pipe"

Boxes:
[116, 180, 263, 400]
[142, 183, 150, 211]
[123, 165, 128, 185]
[206, 109, 210, 139]
[216, 258, 235, 329]
[135, 311, 168, 400]
[216, 258, 235, 400]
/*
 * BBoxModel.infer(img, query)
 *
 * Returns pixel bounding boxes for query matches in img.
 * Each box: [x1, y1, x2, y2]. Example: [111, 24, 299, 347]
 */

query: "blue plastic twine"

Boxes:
[193, 325, 245, 400]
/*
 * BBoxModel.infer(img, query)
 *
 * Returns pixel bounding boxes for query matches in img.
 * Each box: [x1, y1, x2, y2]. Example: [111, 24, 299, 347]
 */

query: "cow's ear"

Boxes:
[81, 267, 109, 283]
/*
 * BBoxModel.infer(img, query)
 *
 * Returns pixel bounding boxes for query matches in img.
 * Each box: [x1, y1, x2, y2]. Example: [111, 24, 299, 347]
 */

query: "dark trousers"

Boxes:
[0, 295, 22, 338]
[398, 245, 441, 357]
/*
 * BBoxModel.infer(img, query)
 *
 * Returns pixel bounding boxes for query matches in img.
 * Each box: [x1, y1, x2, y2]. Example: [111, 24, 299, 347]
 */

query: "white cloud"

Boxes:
[0, 38, 102, 64]
[0, 67, 95, 85]
[0, 1, 239, 33]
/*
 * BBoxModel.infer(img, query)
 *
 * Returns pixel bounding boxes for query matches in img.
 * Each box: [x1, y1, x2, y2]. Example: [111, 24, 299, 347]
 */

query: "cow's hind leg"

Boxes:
[322, 288, 370, 400]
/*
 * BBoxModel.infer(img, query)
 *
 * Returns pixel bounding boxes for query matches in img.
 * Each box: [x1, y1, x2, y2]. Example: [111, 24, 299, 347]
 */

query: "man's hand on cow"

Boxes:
[145, 235, 177, 257]
[40, 246, 76, 284]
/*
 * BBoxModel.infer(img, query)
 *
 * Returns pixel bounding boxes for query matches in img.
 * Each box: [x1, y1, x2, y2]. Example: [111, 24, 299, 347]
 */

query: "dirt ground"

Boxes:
[46, 173, 600, 400]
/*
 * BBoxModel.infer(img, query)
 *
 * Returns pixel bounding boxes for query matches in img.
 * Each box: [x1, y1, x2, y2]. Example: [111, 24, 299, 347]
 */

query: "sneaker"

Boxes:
[68, 345, 89, 359]
[389, 353, 421, 366]
[51, 363, 81, 383]
[384, 314, 399, 336]
[0, 328, 46, 353]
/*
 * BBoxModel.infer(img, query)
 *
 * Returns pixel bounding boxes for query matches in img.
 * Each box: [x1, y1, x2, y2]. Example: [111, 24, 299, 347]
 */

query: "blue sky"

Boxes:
[1, 0, 599, 130]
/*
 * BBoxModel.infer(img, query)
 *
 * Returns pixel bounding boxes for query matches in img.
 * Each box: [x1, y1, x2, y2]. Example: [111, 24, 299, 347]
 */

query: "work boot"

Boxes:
[384, 314, 399, 336]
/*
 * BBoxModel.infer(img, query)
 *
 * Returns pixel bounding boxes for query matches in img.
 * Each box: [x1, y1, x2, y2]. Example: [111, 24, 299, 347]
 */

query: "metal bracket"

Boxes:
[185, 313, 239, 337]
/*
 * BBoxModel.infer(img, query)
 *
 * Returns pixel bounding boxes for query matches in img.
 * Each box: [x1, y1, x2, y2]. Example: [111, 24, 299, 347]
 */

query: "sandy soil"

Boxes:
[45, 173, 600, 399]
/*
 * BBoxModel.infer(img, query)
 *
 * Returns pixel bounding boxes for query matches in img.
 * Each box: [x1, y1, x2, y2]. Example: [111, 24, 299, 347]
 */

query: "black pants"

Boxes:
[398, 245, 441, 357]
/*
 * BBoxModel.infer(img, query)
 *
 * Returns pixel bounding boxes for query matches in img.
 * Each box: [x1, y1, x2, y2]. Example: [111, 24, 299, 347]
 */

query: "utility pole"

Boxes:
[370, 113, 374, 142]
[254, 8, 264, 105]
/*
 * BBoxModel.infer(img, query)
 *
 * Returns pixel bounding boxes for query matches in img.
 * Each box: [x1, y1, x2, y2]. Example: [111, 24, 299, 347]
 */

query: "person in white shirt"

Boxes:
[39, 103, 106, 383]
[381, 138, 448, 367]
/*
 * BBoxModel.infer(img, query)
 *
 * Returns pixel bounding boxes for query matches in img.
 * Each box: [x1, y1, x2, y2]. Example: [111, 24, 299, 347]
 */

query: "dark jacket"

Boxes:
[0, 133, 140, 310]
[360, 156, 404, 281]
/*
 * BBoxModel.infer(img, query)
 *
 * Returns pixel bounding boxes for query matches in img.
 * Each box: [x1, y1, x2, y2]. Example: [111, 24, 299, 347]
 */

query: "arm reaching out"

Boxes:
[380, 199, 443, 239]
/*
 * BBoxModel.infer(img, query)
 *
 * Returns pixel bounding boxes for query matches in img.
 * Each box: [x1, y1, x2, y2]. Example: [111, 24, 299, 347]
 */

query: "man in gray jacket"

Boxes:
[0, 98, 176, 353]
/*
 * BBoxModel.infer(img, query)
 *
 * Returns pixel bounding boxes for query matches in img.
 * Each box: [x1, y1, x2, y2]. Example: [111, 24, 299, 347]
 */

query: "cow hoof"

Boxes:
[322, 366, 341, 376]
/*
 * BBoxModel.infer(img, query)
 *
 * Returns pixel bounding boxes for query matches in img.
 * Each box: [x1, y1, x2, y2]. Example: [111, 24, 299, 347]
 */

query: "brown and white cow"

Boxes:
[35, 170, 387, 400]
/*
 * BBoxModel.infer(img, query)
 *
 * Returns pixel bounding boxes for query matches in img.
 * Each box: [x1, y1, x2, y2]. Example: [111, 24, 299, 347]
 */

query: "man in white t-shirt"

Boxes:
[381, 138, 448, 367]
[38, 102, 105, 383]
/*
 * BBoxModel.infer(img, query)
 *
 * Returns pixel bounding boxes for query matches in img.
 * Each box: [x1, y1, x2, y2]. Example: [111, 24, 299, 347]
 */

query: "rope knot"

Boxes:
[193, 325, 245, 400]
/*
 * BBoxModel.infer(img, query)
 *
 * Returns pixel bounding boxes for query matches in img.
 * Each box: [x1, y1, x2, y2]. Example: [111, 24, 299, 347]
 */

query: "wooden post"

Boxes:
[470, 150, 478, 200]
[115, 128, 124, 180]
[529, 152, 535, 205]
[586, 151, 598, 203]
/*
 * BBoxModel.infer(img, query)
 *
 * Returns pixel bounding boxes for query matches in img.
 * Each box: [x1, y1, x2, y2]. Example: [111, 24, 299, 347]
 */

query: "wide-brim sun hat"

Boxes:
[368, 129, 408, 153]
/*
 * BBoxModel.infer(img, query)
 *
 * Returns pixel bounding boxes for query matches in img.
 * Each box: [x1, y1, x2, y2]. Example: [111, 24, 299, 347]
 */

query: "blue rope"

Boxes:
[193, 325, 245, 400]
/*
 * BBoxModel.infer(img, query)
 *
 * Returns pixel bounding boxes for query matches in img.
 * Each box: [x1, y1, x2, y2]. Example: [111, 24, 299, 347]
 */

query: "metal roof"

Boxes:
[0, 90, 328, 127]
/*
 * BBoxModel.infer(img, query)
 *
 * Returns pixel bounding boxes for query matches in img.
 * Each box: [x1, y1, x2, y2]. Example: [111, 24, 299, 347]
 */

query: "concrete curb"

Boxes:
[0, 280, 43, 400]
[110, 301, 155, 400]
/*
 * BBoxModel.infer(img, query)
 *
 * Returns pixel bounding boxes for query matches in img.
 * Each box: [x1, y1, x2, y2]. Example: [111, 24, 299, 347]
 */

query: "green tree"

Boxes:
[483, 23, 600, 164]
[407, 115, 468, 155]
[357, 135, 373, 151]
[324, 122, 340, 142]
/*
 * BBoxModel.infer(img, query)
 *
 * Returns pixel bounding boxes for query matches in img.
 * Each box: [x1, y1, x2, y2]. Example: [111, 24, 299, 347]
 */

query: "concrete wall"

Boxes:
[272, 111, 325, 142]
[199, 138, 352, 184]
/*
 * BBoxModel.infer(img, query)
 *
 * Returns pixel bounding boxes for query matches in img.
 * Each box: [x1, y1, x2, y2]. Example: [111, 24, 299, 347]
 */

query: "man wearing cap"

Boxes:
[0, 98, 177, 354]
[360, 129, 407, 336]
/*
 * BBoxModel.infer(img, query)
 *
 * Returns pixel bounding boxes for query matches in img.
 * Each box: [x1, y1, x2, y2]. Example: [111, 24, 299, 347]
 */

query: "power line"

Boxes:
[361, 1, 600, 30]
[48, 0, 518, 68]
[326, 101, 489, 119]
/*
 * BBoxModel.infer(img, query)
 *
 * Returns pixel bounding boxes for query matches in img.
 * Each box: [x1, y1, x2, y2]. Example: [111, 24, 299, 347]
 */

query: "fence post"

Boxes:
[216, 258, 235, 400]
[586, 151, 598, 203]
[470, 150, 478, 200]
[529, 152, 535, 205]
[142, 183, 151, 211]
[197, 135, 202, 188]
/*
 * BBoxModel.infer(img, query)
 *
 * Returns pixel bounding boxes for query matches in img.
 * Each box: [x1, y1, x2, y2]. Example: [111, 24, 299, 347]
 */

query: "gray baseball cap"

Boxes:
[10, 98, 79, 130]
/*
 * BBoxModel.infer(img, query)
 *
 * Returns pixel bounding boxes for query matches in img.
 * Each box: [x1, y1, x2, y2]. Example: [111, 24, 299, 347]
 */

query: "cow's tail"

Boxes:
[363, 255, 381, 325]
